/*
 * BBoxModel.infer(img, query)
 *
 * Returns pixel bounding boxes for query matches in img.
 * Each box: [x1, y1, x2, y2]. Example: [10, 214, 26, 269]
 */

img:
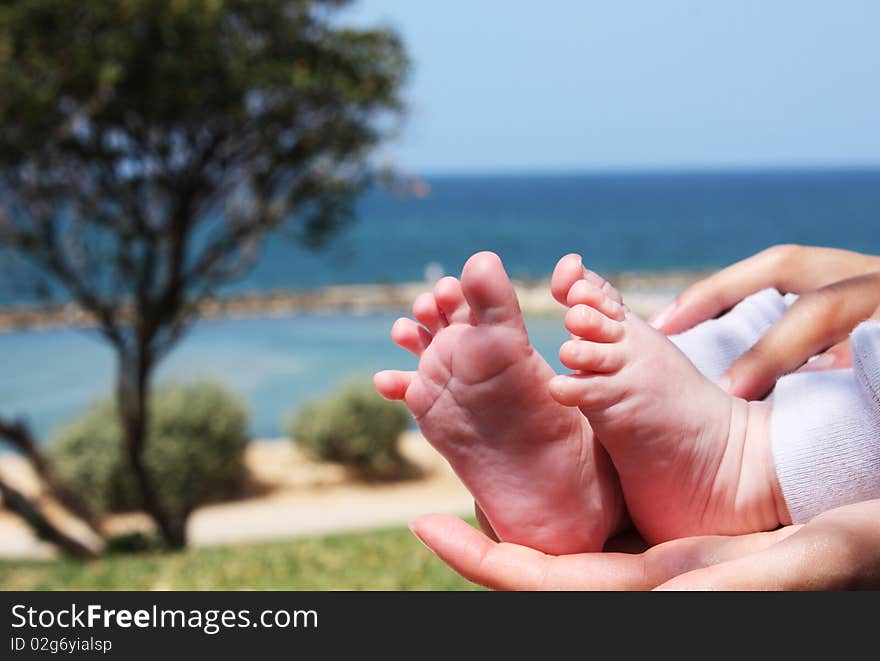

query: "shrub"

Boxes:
[48, 382, 249, 530]
[288, 381, 411, 479]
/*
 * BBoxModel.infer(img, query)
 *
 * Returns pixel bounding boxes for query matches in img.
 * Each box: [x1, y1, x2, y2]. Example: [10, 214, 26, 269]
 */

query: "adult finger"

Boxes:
[719, 273, 880, 399]
[651, 246, 880, 334]
[797, 339, 852, 373]
[656, 500, 880, 590]
[410, 514, 797, 590]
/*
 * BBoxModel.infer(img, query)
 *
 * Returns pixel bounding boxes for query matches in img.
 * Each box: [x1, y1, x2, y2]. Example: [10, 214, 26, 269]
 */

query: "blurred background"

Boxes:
[0, 0, 878, 588]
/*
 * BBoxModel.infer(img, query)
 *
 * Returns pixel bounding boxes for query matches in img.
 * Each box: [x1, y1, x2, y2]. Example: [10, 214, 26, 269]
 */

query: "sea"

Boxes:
[1, 168, 879, 442]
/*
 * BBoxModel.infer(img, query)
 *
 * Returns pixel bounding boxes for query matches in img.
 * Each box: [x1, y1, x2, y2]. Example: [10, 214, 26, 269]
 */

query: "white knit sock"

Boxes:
[670, 288, 790, 382]
[770, 320, 880, 523]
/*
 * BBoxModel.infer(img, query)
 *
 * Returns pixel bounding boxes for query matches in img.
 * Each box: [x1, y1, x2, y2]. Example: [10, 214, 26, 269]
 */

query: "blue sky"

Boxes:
[344, 1, 880, 174]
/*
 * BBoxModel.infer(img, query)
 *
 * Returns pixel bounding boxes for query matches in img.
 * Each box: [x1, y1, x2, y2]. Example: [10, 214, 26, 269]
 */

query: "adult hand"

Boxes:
[648, 245, 880, 399]
[410, 498, 880, 590]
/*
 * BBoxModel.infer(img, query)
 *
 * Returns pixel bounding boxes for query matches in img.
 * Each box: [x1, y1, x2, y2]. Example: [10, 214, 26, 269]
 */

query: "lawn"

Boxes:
[0, 524, 481, 590]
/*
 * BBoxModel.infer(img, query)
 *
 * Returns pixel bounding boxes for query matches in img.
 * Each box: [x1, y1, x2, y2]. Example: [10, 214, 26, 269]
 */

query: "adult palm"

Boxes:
[410, 498, 880, 590]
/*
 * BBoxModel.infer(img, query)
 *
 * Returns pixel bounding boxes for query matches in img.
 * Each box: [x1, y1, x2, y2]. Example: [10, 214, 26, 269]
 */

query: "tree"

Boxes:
[0, 0, 407, 549]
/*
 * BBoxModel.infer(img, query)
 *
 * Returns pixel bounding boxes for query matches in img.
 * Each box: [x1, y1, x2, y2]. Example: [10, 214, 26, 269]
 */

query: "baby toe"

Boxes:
[551, 253, 585, 305]
[582, 269, 624, 305]
[460, 251, 524, 328]
[559, 339, 624, 373]
[567, 279, 625, 321]
[413, 292, 443, 332]
[391, 317, 432, 357]
[564, 304, 625, 342]
[549, 374, 623, 411]
[433, 276, 471, 324]
[374, 370, 414, 401]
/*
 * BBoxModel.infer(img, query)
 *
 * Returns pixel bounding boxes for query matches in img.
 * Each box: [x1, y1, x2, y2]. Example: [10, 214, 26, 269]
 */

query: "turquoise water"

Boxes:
[0, 312, 571, 443]
[2, 169, 879, 444]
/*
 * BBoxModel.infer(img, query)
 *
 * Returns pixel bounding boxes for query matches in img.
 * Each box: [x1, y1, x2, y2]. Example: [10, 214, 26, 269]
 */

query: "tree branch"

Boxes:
[0, 415, 103, 536]
[0, 476, 99, 559]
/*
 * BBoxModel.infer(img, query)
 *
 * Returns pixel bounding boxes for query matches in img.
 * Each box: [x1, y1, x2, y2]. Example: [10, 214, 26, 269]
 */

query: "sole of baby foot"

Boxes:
[376, 252, 626, 554]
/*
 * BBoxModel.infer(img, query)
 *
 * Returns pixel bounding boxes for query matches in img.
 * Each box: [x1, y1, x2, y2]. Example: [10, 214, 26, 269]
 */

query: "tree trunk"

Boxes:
[118, 351, 187, 549]
[0, 476, 99, 559]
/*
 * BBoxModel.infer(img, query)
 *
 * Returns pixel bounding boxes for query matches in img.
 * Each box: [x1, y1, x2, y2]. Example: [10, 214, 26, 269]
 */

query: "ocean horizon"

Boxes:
[236, 166, 880, 294]
[1, 167, 879, 443]
[2, 167, 879, 306]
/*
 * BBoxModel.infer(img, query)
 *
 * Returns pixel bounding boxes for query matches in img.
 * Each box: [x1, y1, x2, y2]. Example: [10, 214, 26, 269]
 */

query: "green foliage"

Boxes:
[288, 381, 410, 478]
[48, 383, 249, 526]
[104, 531, 162, 555]
[0, 0, 408, 304]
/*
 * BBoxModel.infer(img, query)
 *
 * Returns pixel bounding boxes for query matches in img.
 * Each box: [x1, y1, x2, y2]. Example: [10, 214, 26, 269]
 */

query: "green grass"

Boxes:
[0, 524, 482, 590]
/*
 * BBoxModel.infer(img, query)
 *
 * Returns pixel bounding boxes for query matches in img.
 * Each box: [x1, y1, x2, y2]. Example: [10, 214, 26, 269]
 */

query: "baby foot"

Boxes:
[550, 253, 791, 383]
[549, 268, 790, 544]
[375, 252, 624, 554]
